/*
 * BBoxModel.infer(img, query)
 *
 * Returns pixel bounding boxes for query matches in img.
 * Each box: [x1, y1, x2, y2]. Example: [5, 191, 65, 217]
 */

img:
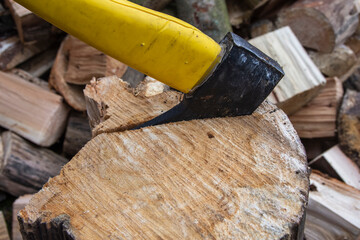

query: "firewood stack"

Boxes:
[0, 0, 359, 239]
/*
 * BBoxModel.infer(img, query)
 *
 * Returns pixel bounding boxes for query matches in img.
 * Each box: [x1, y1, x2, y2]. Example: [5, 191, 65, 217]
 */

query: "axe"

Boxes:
[15, 0, 284, 126]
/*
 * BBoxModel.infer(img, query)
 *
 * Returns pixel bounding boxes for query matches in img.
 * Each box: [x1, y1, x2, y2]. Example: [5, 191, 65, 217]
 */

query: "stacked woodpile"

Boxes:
[0, 0, 359, 239]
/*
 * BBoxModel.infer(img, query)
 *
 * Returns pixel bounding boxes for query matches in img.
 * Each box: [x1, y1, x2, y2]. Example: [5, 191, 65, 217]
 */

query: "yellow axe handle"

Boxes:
[15, 0, 222, 93]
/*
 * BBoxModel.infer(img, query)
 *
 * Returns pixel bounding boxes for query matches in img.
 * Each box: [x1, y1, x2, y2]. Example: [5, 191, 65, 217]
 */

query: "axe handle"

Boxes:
[15, 0, 222, 93]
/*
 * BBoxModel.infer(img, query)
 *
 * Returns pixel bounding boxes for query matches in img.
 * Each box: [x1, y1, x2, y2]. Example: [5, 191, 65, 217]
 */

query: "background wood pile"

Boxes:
[0, 0, 359, 239]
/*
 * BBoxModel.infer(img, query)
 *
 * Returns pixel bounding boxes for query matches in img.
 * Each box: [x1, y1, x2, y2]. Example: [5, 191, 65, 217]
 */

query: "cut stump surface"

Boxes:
[19, 102, 309, 240]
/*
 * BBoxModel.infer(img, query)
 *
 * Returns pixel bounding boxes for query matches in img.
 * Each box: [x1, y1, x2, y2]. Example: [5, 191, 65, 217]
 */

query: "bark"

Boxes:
[176, 0, 232, 42]
[0, 132, 68, 196]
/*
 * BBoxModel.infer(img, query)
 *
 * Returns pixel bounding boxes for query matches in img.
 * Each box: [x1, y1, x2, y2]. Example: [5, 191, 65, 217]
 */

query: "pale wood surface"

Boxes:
[310, 145, 360, 190]
[249, 26, 326, 114]
[0, 36, 51, 70]
[309, 45, 357, 77]
[0, 71, 69, 146]
[338, 89, 360, 168]
[305, 171, 360, 239]
[0, 212, 9, 240]
[84, 75, 182, 136]
[0, 131, 69, 196]
[12, 195, 32, 240]
[277, 0, 359, 53]
[289, 77, 343, 138]
[19, 102, 309, 239]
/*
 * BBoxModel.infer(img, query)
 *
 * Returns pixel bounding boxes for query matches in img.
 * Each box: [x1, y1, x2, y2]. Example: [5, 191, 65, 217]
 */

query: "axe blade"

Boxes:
[137, 32, 284, 128]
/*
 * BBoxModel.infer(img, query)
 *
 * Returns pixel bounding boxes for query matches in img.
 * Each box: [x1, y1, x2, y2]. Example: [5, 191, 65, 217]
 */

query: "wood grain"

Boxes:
[249, 26, 326, 114]
[305, 171, 360, 239]
[0, 71, 69, 146]
[289, 77, 343, 138]
[84, 75, 182, 136]
[19, 102, 309, 239]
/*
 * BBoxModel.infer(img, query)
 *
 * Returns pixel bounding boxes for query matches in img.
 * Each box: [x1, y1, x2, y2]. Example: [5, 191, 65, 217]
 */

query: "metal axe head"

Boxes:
[137, 32, 284, 128]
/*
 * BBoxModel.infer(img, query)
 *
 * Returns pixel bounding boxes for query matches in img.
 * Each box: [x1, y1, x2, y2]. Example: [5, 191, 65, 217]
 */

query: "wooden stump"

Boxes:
[0, 132, 69, 196]
[18, 102, 309, 239]
[249, 26, 326, 115]
[277, 0, 359, 53]
[84, 76, 182, 136]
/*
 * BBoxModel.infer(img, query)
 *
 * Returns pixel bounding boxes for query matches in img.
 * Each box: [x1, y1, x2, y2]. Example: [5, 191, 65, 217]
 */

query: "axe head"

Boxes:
[137, 32, 284, 128]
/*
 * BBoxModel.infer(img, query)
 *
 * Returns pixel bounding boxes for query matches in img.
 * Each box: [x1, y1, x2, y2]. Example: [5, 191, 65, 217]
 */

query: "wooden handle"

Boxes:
[15, 0, 222, 93]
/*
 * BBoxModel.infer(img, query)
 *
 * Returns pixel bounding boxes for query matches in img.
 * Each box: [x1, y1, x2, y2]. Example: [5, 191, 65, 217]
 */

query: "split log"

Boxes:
[18, 101, 309, 239]
[0, 132, 68, 196]
[176, 0, 232, 42]
[0, 71, 69, 146]
[277, 0, 359, 53]
[0, 36, 52, 70]
[84, 76, 181, 136]
[4, 0, 52, 44]
[17, 47, 58, 78]
[9, 68, 49, 90]
[310, 145, 360, 190]
[308, 45, 357, 78]
[338, 89, 360, 168]
[0, 211, 9, 240]
[63, 111, 92, 158]
[50, 36, 127, 111]
[289, 77, 343, 138]
[12, 195, 32, 240]
[305, 171, 360, 239]
[249, 26, 326, 115]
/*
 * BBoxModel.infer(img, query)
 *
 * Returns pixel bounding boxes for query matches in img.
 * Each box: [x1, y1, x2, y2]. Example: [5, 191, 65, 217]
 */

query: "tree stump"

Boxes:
[18, 102, 309, 239]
